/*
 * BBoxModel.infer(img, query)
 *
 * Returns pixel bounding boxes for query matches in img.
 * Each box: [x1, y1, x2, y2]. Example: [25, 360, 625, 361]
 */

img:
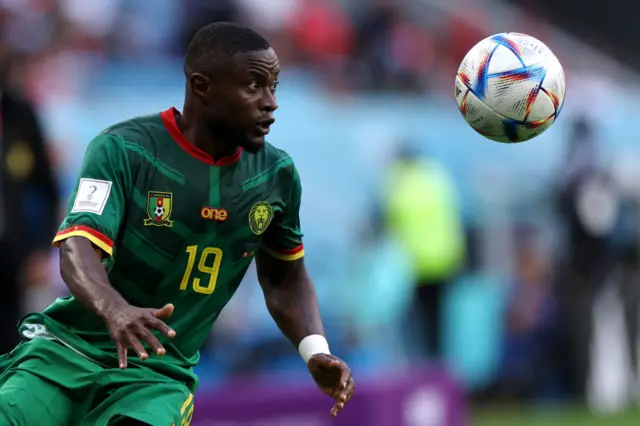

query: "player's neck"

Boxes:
[176, 106, 237, 161]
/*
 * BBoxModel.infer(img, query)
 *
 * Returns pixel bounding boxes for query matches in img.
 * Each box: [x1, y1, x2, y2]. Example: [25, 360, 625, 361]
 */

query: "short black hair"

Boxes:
[184, 22, 271, 73]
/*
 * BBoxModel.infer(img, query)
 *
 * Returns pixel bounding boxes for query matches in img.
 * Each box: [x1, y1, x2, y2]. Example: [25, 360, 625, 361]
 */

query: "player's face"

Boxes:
[205, 48, 280, 153]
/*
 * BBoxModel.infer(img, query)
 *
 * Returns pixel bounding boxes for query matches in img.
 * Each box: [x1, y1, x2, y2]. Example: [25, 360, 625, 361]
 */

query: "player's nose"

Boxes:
[261, 89, 278, 112]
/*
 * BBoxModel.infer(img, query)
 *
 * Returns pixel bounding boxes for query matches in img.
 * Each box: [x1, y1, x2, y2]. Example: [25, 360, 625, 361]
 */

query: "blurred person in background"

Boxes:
[383, 143, 465, 360]
[180, 0, 241, 51]
[0, 48, 59, 354]
[353, 0, 434, 92]
[493, 227, 558, 402]
[554, 116, 621, 401]
[342, 206, 413, 373]
[609, 189, 640, 403]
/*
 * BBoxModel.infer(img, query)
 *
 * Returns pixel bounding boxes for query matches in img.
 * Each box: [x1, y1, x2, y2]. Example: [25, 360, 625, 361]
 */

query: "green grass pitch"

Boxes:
[472, 407, 640, 426]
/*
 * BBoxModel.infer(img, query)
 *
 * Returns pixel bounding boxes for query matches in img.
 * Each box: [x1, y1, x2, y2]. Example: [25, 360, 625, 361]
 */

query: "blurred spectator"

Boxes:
[179, 0, 242, 53]
[288, 0, 353, 65]
[611, 196, 640, 400]
[0, 61, 59, 354]
[341, 207, 413, 372]
[494, 228, 558, 401]
[383, 144, 465, 360]
[554, 117, 621, 400]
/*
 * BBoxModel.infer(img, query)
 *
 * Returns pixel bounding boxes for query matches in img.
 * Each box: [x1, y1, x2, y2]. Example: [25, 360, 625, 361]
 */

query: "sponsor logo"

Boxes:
[201, 206, 228, 222]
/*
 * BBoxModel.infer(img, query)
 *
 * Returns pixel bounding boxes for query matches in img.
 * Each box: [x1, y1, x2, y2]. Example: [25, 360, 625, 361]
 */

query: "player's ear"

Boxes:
[189, 73, 210, 100]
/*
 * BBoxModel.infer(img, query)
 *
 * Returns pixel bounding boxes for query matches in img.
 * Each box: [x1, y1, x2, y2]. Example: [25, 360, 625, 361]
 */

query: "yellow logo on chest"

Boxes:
[249, 201, 273, 235]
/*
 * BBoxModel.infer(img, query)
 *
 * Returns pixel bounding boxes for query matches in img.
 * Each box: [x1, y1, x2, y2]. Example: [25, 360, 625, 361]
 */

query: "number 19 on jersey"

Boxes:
[180, 245, 223, 295]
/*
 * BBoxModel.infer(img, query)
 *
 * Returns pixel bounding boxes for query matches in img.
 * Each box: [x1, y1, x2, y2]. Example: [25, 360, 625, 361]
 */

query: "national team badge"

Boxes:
[144, 191, 174, 227]
[249, 201, 273, 235]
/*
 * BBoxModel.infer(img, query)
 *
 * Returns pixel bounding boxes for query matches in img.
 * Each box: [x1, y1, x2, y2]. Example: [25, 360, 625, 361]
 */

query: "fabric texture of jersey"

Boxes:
[21, 108, 304, 389]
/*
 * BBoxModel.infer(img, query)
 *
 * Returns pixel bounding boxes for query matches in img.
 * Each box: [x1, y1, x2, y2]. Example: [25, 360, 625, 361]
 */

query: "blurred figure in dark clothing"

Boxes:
[353, 1, 433, 92]
[555, 116, 621, 400]
[0, 55, 59, 354]
[609, 195, 640, 403]
[496, 227, 558, 401]
[179, 0, 241, 52]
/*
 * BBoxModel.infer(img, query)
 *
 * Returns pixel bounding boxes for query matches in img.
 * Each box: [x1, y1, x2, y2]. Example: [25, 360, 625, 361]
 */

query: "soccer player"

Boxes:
[0, 22, 355, 425]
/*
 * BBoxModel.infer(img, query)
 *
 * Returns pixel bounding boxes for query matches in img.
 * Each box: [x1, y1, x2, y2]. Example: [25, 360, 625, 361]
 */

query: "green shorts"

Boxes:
[0, 338, 194, 426]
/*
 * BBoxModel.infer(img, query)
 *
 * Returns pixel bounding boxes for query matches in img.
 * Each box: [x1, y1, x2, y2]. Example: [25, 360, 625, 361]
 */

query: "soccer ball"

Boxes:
[154, 206, 165, 217]
[454, 32, 566, 143]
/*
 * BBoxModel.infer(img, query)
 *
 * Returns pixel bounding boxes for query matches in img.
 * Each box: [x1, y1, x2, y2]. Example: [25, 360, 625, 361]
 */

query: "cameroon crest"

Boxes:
[144, 191, 174, 227]
[249, 201, 273, 235]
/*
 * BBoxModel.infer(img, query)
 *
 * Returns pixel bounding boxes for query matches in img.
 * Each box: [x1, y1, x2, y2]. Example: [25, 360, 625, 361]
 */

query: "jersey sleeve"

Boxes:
[261, 164, 305, 261]
[52, 134, 131, 256]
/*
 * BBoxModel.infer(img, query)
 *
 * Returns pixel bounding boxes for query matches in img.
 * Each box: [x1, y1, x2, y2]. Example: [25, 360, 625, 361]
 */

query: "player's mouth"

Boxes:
[255, 118, 275, 136]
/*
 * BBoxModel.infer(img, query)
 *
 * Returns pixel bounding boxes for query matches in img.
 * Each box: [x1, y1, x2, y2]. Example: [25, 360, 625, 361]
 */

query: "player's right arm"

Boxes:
[54, 134, 175, 368]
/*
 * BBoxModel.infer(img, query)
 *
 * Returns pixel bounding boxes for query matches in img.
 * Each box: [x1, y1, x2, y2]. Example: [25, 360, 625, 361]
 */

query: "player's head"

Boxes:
[184, 22, 279, 153]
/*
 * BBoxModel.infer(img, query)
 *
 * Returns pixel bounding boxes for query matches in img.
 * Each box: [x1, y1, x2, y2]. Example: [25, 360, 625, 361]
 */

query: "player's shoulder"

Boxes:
[259, 141, 297, 174]
[242, 142, 298, 189]
[97, 112, 165, 148]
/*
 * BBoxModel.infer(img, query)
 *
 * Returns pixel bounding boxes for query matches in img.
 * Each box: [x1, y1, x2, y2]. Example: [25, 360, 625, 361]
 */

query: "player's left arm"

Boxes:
[256, 165, 355, 417]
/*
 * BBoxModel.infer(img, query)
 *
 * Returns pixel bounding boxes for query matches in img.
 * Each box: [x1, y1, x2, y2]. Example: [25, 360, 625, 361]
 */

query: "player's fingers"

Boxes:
[334, 379, 355, 414]
[152, 303, 175, 320]
[346, 377, 356, 399]
[139, 328, 166, 356]
[334, 374, 355, 400]
[342, 378, 356, 404]
[330, 388, 349, 415]
[147, 316, 176, 338]
[330, 400, 345, 417]
[128, 334, 149, 361]
[336, 364, 351, 391]
[116, 341, 128, 369]
[335, 383, 350, 401]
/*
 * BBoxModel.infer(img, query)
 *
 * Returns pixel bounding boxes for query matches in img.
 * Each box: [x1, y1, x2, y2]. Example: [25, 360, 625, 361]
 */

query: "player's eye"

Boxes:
[270, 81, 279, 94]
[248, 81, 259, 91]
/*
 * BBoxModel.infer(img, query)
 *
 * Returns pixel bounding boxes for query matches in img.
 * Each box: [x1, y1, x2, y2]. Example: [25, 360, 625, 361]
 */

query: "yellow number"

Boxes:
[179, 246, 198, 291]
[193, 247, 222, 294]
[179, 245, 223, 295]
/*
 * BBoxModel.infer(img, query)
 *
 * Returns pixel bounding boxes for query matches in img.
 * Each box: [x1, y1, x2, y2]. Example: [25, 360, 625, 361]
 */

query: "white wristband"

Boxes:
[298, 334, 330, 364]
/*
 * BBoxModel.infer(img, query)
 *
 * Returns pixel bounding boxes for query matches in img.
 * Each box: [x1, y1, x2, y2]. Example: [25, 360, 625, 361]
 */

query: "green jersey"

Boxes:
[21, 108, 304, 389]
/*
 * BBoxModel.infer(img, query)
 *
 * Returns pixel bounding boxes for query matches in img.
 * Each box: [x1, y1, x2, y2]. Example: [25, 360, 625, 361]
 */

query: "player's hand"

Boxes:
[307, 353, 355, 417]
[102, 303, 176, 369]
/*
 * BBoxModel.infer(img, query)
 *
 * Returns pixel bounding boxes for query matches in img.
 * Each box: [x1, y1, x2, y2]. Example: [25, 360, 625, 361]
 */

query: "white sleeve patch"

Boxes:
[71, 178, 112, 215]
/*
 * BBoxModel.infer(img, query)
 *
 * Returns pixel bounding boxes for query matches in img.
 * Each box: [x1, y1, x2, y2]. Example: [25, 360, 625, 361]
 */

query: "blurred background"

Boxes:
[3, 0, 640, 425]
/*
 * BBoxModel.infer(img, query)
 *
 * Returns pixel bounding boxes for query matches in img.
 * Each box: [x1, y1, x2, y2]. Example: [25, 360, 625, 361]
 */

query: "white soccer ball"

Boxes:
[454, 32, 566, 143]
[154, 206, 165, 217]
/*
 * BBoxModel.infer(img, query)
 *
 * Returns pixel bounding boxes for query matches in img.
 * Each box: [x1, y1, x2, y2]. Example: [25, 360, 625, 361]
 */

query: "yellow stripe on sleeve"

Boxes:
[52, 227, 114, 257]
[261, 246, 305, 261]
